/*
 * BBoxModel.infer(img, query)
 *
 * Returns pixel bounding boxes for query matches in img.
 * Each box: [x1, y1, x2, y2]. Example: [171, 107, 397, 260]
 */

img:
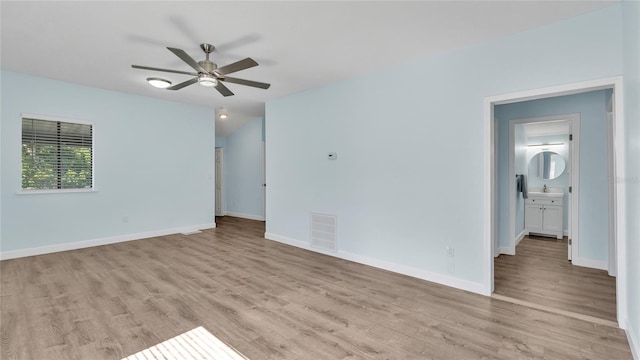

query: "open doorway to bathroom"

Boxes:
[486, 79, 625, 327]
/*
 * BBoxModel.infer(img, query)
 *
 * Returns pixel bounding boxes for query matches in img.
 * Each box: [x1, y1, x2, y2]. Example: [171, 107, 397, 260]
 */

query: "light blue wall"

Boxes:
[495, 90, 609, 263]
[0, 71, 215, 252]
[266, 6, 623, 286]
[224, 118, 264, 219]
[622, 0, 640, 352]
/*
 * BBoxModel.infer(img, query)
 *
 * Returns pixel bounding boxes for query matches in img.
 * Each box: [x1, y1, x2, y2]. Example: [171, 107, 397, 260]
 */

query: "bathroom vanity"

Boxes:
[524, 192, 564, 239]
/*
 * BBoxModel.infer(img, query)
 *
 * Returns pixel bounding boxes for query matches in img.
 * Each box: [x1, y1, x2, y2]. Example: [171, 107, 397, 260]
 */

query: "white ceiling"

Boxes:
[1, 1, 616, 137]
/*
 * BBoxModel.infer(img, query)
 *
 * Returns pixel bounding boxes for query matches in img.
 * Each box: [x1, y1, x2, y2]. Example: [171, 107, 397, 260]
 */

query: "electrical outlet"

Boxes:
[446, 246, 455, 257]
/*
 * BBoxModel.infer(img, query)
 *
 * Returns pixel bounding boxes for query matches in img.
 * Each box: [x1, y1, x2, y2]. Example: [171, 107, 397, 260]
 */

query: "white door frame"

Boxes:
[215, 147, 224, 217]
[606, 93, 617, 277]
[505, 114, 579, 257]
[483, 76, 627, 329]
[262, 141, 266, 221]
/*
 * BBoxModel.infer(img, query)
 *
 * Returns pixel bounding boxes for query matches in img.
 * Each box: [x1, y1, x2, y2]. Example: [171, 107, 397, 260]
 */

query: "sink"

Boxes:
[528, 191, 563, 198]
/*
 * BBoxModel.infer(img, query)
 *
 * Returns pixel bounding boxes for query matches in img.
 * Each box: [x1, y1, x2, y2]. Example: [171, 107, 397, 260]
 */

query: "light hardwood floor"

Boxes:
[1, 218, 631, 359]
[494, 235, 617, 323]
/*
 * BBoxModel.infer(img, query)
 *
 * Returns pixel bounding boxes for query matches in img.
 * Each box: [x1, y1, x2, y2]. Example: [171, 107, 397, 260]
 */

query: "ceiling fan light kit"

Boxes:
[132, 43, 270, 97]
[198, 75, 218, 87]
[146, 77, 172, 88]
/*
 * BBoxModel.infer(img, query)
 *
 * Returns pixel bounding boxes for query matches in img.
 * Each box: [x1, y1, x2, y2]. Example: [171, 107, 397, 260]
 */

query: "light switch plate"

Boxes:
[328, 152, 337, 160]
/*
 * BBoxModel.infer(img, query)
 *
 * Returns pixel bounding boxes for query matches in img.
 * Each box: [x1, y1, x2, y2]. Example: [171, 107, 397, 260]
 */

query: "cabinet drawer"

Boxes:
[525, 197, 562, 206]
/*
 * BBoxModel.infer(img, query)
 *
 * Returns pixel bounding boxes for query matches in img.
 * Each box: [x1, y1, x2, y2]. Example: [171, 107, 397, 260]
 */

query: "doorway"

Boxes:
[483, 77, 627, 329]
[500, 115, 578, 259]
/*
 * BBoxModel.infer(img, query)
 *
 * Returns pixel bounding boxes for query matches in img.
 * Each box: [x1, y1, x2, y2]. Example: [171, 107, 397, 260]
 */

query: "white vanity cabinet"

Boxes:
[524, 193, 564, 239]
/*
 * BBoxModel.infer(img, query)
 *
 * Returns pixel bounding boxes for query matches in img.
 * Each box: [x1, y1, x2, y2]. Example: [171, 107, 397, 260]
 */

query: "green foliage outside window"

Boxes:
[21, 145, 92, 190]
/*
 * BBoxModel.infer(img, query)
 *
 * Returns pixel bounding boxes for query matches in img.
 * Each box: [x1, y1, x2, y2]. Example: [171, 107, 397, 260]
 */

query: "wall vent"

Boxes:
[310, 213, 337, 252]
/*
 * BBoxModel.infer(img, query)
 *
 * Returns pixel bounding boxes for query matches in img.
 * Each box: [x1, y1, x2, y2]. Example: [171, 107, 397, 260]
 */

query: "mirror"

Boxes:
[529, 151, 566, 180]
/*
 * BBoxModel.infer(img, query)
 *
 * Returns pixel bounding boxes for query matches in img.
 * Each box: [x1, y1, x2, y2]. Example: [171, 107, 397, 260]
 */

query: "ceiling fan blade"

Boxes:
[217, 58, 258, 75]
[131, 65, 197, 76]
[167, 47, 207, 73]
[215, 82, 234, 97]
[222, 76, 271, 89]
[167, 77, 198, 90]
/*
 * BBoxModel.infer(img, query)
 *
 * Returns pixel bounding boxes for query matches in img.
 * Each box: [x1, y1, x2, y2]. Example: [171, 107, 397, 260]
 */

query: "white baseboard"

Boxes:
[499, 246, 515, 255]
[515, 230, 525, 246]
[224, 212, 265, 221]
[265, 233, 307, 248]
[627, 320, 639, 360]
[572, 257, 608, 271]
[265, 232, 485, 295]
[497, 231, 525, 257]
[0, 222, 216, 261]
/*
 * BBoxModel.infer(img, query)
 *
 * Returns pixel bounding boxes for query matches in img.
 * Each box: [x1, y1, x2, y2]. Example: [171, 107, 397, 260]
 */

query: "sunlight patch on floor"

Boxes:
[122, 326, 249, 360]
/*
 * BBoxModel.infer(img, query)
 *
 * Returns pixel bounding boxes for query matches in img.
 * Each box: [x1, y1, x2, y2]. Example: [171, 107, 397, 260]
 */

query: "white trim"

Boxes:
[487, 80, 617, 106]
[225, 212, 265, 221]
[498, 246, 515, 255]
[612, 82, 627, 328]
[265, 232, 309, 248]
[16, 188, 97, 195]
[215, 147, 224, 217]
[21, 112, 93, 126]
[508, 121, 515, 256]
[626, 320, 639, 360]
[483, 76, 627, 327]
[0, 222, 216, 260]
[606, 107, 617, 277]
[492, 115, 500, 260]
[265, 232, 485, 295]
[496, 230, 524, 256]
[483, 96, 495, 295]
[571, 257, 608, 271]
[262, 141, 266, 220]
[515, 230, 525, 246]
[570, 118, 581, 262]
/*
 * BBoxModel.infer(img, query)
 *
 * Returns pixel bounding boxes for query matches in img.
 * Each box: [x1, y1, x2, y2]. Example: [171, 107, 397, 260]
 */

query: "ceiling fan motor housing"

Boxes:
[199, 60, 217, 73]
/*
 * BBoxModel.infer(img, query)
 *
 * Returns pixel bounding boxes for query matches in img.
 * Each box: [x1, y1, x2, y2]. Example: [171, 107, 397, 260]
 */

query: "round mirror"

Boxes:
[528, 151, 566, 180]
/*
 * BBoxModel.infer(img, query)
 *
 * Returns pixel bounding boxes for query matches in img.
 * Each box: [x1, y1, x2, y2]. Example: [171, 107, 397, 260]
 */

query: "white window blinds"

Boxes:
[22, 117, 93, 190]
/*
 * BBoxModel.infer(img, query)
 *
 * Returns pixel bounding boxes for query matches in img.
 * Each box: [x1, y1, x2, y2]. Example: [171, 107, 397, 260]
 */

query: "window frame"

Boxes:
[18, 113, 96, 194]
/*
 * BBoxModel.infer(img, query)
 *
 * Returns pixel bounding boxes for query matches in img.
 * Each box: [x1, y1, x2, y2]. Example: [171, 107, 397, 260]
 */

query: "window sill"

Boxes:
[16, 188, 97, 195]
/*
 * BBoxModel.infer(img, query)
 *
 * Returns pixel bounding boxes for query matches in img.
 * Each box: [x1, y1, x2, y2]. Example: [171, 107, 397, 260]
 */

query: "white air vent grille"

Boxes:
[310, 213, 337, 252]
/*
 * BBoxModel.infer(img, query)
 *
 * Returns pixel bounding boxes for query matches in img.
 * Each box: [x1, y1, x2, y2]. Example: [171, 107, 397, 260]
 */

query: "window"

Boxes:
[21, 116, 93, 191]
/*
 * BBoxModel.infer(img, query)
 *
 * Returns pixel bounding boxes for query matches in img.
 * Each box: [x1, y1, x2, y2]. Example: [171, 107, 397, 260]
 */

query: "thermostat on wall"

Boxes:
[328, 152, 337, 160]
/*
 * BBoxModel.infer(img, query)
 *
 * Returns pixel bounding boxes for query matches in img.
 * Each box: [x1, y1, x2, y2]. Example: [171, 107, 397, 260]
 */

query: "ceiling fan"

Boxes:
[132, 43, 270, 97]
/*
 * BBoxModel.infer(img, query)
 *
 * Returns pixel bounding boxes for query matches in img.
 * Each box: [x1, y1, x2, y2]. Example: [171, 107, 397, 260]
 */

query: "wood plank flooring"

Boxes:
[1, 217, 631, 359]
[494, 235, 617, 322]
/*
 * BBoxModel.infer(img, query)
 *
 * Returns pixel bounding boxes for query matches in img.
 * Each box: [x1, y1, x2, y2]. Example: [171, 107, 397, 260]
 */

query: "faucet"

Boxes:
[543, 184, 547, 193]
